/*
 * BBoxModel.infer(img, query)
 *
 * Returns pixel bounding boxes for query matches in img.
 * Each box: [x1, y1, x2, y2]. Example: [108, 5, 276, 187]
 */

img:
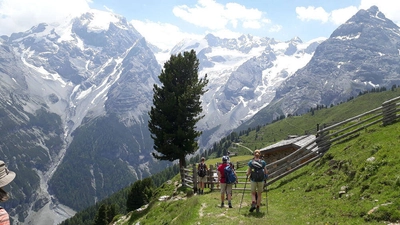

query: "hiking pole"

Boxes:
[239, 175, 248, 212]
[265, 182, 268, 214]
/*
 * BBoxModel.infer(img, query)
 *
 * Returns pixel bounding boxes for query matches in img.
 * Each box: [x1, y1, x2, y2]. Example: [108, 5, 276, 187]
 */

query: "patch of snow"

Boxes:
[55, 19, 75, 42]
[334, 33, 361, 40]
[271, 42, 289, 51]
[85, 10, 125, 33]
[21, 48, 67, 86]
[374, 11, 386, 22]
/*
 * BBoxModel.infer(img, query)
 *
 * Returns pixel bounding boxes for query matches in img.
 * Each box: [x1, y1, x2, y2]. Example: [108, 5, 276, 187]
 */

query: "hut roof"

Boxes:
[260, 135, 317, 153]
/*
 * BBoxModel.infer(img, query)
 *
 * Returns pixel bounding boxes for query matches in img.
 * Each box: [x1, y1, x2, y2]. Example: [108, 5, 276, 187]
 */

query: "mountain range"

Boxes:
[238, 5, 400, 131]
[0, 5, 399, 224]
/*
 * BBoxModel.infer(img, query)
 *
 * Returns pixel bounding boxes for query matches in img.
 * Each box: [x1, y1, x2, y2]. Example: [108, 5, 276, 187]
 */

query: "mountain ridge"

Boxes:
[237, 5, 400, 131]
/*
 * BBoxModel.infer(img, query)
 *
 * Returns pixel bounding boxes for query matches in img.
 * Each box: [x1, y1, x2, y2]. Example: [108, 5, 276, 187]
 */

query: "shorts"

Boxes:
[251, 181, 264, 193]
[220, 183, 232, 194]
[199, 176, 207, 183]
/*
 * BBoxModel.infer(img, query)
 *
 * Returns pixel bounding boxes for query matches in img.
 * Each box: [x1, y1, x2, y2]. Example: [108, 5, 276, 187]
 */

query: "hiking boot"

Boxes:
[256, 206, 260, 213]
[201, 190, 203, 195]
[221, 203, 224, 208]
[228, 203, 232, 208]
[249, 203, 256, 212]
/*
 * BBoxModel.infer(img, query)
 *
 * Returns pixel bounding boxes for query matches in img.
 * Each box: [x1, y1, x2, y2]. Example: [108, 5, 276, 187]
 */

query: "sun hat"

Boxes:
[222, 156, 228, 162]
[0, 161, 16, 187]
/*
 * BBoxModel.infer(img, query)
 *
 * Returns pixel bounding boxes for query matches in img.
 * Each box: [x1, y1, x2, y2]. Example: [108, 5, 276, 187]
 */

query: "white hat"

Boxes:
[0, 161, 16, 187]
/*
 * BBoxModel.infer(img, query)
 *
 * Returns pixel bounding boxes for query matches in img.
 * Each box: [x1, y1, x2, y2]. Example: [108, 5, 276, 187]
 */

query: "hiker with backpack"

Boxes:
[217, 156, 237, 208]
[246, 150, 268, 213]
[226, 159, 236, 199]
[197, 157, 208, 195]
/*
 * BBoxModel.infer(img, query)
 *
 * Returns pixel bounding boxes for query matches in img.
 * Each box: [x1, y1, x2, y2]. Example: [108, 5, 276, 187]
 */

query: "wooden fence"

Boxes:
[181, 162, 251, 191]
[182, 95, 400, 192]
[265, 95, 400, 186]
[315, 95, 400, 152]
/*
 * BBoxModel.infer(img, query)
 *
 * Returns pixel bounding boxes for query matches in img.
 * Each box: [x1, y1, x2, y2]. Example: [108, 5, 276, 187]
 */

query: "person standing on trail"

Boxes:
[217, 156, 236, 208]
[0, 160, 16, 225]
[197, 157, 208, 195]
[246, 150, 268, 213]
[226, 157, 236, 199]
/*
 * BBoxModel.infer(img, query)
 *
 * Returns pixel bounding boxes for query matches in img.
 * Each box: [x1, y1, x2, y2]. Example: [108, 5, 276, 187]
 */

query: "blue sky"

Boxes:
[1, 0, 400, 50]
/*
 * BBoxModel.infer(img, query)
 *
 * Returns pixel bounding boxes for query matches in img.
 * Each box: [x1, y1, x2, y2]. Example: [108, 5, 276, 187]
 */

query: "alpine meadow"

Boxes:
[64, 87, 400, 225]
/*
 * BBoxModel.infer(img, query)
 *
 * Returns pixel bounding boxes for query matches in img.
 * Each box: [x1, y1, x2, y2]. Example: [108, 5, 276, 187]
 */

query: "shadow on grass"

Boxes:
[267, 170, 308, 191]
[243, 212, 266, 218]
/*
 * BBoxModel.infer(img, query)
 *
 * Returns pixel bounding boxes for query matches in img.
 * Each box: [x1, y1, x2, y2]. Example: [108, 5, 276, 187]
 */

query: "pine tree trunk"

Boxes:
[179, 156, 186, 184]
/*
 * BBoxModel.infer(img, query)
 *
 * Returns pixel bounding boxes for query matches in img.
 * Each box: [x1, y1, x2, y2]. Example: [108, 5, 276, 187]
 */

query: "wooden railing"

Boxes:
[264, 95, 400, 186]
[182, 95, 400, 192]
[316, 95, 400, 153]
[181, 164, 254, 191]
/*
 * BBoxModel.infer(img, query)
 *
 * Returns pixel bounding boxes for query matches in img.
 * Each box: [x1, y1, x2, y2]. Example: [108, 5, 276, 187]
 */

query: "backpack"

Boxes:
[224, 164, 236, 184]
[197, 163, 206, 177]
[250, 159, 265, 182]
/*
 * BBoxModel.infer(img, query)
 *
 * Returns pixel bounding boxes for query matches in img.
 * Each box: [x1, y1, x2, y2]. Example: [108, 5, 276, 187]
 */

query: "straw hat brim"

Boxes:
[0, 171, 15, 187]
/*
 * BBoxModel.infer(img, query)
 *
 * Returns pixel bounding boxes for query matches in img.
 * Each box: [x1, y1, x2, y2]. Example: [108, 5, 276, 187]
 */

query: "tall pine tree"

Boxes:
[93, 204, 116, 225]
[126, 178, 155, 212]
[148, 50, 208, 169]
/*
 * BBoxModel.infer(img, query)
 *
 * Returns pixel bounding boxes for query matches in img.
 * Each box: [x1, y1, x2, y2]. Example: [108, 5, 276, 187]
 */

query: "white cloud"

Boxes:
[296, 1, 400, 26]
[172, 0, 270, 30]
[130, 19, 202, 51]
[209, 29, 242, 39]
[243, 20, 261, 29]
[0, 0, 91, 35]
[330, 6, 358, 25]
[268, 24, 282, 33]
[296, 6, 330, 23]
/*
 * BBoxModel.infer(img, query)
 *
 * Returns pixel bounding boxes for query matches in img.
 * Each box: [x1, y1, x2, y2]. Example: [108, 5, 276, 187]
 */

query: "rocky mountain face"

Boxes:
[1, 10, 167, 224]
[238, 6, 400, 130]
[170, 34, 323, 147]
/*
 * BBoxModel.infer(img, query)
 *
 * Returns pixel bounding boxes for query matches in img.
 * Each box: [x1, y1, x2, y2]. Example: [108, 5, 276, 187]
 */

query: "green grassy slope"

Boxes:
[232, 89, 400, 151]
[113, 90, 400, 225]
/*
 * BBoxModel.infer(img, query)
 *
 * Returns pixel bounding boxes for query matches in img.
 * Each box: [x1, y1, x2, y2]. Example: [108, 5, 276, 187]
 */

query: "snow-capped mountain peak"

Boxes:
[164, 33, 324, 146]
[79, 9, 128, 33]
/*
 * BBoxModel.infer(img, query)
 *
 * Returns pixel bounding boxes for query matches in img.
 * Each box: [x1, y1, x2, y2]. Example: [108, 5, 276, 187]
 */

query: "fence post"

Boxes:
[193, 164, 198, 193]
[207, 164, 211, 189]
[210, 165, 214, 191]
[316, 124, 331, 154]
[382, 99, 397, 126]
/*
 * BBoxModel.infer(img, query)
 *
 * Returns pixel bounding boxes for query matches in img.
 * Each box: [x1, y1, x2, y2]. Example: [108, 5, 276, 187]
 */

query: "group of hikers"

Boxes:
[197, 149, 268, 213]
